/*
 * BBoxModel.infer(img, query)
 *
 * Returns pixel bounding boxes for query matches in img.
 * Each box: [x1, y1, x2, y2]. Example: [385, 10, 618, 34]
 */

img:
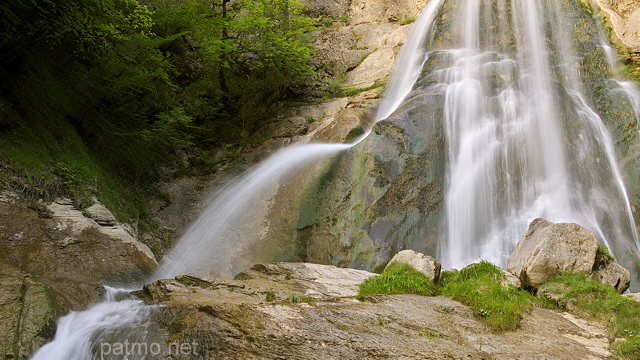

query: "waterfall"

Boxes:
[29, 0, 640, 358]
[154, 0, 445, 279]
[435, 0, 640, 272]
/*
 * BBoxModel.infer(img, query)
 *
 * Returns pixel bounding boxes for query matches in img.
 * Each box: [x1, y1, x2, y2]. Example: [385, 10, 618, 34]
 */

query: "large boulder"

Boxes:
[385, 250, 441, 283]
[0, 192, 157, 309]
[507, 218, 599, 289]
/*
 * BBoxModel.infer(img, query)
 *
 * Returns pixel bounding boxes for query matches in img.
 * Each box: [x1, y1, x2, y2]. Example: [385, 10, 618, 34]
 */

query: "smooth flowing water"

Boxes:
[154, 0, 445, 279]
[435, 0, 640, 271]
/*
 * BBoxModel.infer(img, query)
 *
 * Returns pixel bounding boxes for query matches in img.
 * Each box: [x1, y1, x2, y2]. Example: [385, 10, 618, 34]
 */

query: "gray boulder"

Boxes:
[385, 250, 441, 283]
[592, 249, 631, 293]
[507, 218, 599, 289]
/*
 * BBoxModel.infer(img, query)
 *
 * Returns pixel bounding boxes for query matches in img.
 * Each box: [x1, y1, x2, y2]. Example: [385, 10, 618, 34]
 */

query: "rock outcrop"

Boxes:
[0, 192, 157, 309]
[592, 250, 632, 293]
[595, 0, 640, 50]
[138, 262, 614, 360]
[385, 249, 441, 283]
[0, 262, 64, 359]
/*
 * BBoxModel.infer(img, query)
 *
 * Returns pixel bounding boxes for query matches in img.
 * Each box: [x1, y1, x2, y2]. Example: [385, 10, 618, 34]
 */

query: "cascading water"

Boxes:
[434, 0, 640, 273]
[28, 3, 444, 359]
[29, 0, 640, 358]
[154, 0, 445, 280]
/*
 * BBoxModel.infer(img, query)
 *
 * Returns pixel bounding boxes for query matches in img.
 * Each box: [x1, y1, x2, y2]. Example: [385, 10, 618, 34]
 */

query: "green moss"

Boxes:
[598, 244, 615, 261]
[357, 262, 437, 300]
[399, 18, 416, 25]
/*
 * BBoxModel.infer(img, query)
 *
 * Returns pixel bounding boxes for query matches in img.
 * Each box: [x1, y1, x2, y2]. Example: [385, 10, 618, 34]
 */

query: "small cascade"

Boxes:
[30, 287, 156, 360]
[154, 0, 445, 279]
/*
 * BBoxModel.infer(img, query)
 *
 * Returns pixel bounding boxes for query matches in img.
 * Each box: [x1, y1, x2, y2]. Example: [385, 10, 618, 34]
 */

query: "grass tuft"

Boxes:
[439, 261, 534, 331]
[357, 262, 437, 301]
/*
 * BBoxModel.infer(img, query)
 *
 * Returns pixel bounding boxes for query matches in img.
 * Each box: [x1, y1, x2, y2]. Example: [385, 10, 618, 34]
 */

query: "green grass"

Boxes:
[399, 18, 416, 25]
[539, 274, 640, 359]
[598, 244, 615, 261]
[439, 261, 535, 331]
[357, 262, 437, 301]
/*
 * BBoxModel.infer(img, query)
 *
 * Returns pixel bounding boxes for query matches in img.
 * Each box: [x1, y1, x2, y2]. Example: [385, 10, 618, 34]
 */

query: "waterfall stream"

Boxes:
[30, 0, 640, 358]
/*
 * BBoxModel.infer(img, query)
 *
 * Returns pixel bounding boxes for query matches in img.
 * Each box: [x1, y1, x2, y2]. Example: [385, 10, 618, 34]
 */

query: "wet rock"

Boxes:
[385, 250, 441, 283]
[507, 218, 599, 289]
[0, 262, 65, 359]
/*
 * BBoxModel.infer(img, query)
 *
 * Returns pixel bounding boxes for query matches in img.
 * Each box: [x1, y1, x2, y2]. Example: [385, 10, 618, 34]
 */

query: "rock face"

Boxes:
[139, 262, 614, 360]
[0, 262, 64, 359]
[596, 0, 640, 50]
[385, 250, 441, 283]
[0, 192, 157, 309]
[507, 219, 599, 289]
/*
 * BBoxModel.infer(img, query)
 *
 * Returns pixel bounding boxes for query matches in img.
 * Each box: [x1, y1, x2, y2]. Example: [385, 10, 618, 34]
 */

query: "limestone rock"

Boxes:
[84, 202, 117, 226]
[0, 262, 65, 359]
[312, 108, 368, 143]
[507, 218, 599, 289]
[0, 192, 156, 309]
[271, 116, 309, 138]
[143, 262, 376, 306]
[596, 0, 640, 50]
[625, 293, 640, 301]
[499, 268, 522, 289]
[140, 262, 614, 360]
[596, 262, 631, 293]
[385, 250, 441, 283]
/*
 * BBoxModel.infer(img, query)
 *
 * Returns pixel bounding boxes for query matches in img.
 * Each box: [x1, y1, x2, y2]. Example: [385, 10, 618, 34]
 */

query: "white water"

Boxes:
[154, 0, 444, 280]
[437, 0, 640, 270]
[30, 287, 153, 360]
[28, 4, 443, 359]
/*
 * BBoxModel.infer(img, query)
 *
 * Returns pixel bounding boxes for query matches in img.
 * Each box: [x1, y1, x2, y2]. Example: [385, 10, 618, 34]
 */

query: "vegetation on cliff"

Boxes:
[0, 0, 315, 221]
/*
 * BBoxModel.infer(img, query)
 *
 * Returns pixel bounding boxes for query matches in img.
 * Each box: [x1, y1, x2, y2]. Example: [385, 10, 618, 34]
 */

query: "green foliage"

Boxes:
[265, 291, 276, 302]
[357, 262, 437, 300]
[399, 18, 416, 25]
[598, 244, 615, 261]
[539, 274, 640, 359]
[0, 0, 318, 222]
[439, 261, 534, 331]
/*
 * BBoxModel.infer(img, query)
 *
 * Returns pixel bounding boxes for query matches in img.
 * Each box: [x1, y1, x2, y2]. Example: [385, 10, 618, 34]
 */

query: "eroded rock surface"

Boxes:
[140, 262, 614, 360]
[0, 262, 64, 360]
